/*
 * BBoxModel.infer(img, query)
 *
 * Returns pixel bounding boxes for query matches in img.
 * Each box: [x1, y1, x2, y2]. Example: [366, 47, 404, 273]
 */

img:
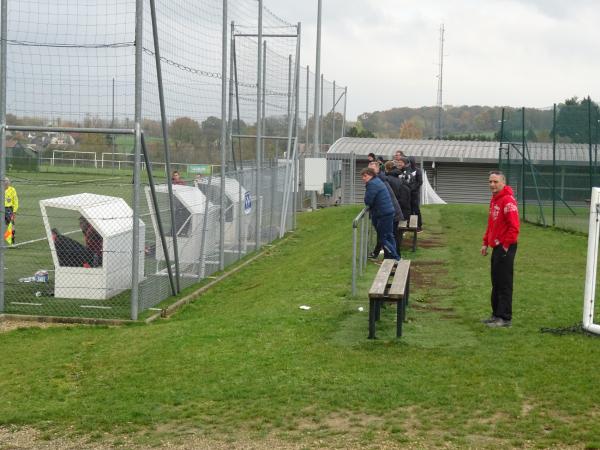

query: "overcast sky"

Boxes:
[271, 0, 600, 120]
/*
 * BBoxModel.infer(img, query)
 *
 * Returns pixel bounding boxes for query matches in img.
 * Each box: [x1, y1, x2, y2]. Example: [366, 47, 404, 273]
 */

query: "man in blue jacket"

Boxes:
[361, 167, 400, 261]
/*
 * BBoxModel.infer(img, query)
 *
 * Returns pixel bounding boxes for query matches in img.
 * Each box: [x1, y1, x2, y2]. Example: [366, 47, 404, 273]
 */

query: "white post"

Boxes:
[583, 187, 600, 334]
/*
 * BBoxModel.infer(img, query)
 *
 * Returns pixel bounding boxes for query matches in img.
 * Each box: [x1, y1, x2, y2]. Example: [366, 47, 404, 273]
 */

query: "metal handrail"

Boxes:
[352, 206, 370, 296]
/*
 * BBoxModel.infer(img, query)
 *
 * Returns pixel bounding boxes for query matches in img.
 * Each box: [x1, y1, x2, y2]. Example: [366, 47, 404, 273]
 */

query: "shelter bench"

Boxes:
[367, 259, 411, 339]
[398, 214, 419, 252]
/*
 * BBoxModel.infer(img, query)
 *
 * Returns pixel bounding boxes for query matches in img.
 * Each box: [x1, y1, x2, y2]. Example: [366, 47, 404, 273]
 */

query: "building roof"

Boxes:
[326, 137, 593, 164]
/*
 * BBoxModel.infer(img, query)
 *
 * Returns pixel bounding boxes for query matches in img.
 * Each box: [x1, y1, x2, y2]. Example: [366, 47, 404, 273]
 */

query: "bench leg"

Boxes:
[375, 300, 381, 321]
[404, 273, 410, 320]
[412, 230, 417, 252]
[399, 230, 404, 249]
[368, 298, 376, 339]
[396, 300, 403, 338]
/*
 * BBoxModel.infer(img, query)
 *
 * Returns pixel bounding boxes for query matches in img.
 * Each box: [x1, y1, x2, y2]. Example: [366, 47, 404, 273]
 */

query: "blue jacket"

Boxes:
[364, 176, 395, 219]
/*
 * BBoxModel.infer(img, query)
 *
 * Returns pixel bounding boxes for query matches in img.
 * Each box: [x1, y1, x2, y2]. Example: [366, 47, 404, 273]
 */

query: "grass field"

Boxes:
[1, 203, 600, 448]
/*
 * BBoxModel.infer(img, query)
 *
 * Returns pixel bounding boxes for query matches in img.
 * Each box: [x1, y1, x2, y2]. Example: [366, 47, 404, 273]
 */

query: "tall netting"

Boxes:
[500, 100, 600, 234]
[2, 0, 346, 320]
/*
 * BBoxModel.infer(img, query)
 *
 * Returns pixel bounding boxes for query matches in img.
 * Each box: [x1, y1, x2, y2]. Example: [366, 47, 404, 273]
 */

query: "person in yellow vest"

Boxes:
[4, 177, 18, 245]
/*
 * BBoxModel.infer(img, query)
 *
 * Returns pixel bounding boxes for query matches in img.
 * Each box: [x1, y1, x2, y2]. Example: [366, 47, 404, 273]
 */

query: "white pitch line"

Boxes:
[11, 302, 43, 306]
[80, 305, 113, 310]
[38, 177, 125, 188]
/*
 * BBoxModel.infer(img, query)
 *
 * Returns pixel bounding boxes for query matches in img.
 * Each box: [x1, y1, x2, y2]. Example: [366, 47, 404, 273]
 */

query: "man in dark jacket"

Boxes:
[384, 161, 411, 220]
[408, 156, 423, 231]
[368, 161, 402, 258]
[362, 167, 399, 261]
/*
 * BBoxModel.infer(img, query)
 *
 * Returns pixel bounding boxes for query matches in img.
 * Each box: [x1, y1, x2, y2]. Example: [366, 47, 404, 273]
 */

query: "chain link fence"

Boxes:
[499, 100, 599, 233]
[1, 0, 345, 320]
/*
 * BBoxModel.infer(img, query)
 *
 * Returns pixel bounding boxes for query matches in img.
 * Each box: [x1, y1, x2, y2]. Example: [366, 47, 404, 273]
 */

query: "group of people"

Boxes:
[361, 150, 423, 261]
[363, 152, 520, 329]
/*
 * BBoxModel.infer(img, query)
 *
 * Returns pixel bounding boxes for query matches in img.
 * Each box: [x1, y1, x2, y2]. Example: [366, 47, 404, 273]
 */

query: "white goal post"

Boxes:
[583, 187, 600, 334]
[51, 150, 98, 168]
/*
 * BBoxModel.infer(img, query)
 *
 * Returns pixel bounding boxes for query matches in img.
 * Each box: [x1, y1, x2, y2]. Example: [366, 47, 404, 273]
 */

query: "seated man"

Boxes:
[79, 217, 103, 266]
[52, 228, 98, 268]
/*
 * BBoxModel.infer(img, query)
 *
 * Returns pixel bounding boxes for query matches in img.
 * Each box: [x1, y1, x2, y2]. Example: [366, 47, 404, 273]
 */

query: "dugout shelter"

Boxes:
[39, 193, 145, 300]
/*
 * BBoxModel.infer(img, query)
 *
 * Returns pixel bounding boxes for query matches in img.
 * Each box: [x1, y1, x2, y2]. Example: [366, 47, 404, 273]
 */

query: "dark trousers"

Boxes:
[410, 192, 422, 229]
[490, 244, 517, 321]
[372, 215, 399, 260]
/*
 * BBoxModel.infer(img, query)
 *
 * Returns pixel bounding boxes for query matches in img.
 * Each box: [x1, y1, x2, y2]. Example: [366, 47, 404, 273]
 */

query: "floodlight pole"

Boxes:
[0, 0, 7, 312]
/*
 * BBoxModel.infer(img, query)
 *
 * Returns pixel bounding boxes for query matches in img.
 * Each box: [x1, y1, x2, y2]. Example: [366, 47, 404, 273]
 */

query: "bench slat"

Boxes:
[398, 220, 408, 229]
[368, 259, 395, 298]
[409, 215, 418, 229]
[388, 260, 410, 299]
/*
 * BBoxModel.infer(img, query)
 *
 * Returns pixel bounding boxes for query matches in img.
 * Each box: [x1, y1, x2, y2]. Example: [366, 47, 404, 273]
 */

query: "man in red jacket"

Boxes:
[481, 170, 520, 328]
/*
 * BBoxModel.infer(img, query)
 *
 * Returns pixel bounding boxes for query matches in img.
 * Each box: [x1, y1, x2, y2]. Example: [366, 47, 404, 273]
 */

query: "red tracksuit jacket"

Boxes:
[483, 185, 520, 250]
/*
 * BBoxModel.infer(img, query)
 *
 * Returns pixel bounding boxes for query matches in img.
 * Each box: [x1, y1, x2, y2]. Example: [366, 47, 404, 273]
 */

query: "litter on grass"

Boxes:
[299, 305, 311, 310]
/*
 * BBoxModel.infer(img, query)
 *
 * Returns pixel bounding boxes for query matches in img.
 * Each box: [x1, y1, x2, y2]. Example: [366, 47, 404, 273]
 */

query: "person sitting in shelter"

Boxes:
[52, 228, 98, 268]
[172, 170, 186, 185]
[79, 216, 103, 266]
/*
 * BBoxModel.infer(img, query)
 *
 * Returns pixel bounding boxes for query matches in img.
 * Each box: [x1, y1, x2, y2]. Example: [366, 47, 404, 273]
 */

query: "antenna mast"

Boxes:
[436, 24, 445, 139]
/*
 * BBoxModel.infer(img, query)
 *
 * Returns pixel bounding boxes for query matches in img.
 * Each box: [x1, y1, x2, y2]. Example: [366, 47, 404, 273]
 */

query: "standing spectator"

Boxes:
[393, 150, 405, 168]
[368, 161, 402, 258]
[367, 152, 377, 163]
[408, 156, 423, 231]
[3, 177, 18, 245]
[171, 170, 186, 185]
[481, 170, 520, 328]
[384, 161, 411, 220]
[361, 167, 399, 261]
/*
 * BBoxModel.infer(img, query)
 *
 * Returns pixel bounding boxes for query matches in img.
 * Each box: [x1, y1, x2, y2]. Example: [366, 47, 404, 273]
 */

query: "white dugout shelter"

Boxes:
[39, 193, 145, 300]
[145, 184, 219, 266]
[194, 177, 252, 252]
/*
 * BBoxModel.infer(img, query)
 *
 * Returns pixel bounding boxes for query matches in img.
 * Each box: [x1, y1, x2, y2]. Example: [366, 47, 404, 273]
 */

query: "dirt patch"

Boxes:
[410, 265, 449, 289]
[411, 260, 445, 266]
[0, 317, 74, 333]
[416, 238, 444, 248]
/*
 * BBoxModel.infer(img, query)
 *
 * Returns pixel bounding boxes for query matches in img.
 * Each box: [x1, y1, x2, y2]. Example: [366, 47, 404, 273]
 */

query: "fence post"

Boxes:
[332, 80, 336, 144]
[130, 0, 144, 320]
[521, 107, 526, 219]
[219, 0, 228, 270]
[552, 103, 556, 227]
[0, 0, 7, 312]
[341, 86, 347, 138]
[149, 0, 181, 293]
[255, 0, 263, 251]
[589, 96, 594, 194]
[313, 0, 321, 157]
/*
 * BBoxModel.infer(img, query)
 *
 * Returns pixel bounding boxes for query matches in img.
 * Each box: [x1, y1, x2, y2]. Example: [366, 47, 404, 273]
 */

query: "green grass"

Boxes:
[1, 203, 600, 448]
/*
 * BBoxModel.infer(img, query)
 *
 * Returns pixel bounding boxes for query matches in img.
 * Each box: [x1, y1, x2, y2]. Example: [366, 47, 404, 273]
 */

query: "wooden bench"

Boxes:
[398, 214, 419, 252]
[367, 259, 411, 339]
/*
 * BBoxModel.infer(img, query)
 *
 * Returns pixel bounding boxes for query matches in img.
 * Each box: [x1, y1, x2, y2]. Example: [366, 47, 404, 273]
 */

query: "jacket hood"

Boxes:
[494, 185, 514, 198]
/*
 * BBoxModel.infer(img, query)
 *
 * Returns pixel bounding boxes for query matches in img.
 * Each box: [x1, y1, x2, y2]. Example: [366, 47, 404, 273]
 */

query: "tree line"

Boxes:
[351, 97, 600, 144]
